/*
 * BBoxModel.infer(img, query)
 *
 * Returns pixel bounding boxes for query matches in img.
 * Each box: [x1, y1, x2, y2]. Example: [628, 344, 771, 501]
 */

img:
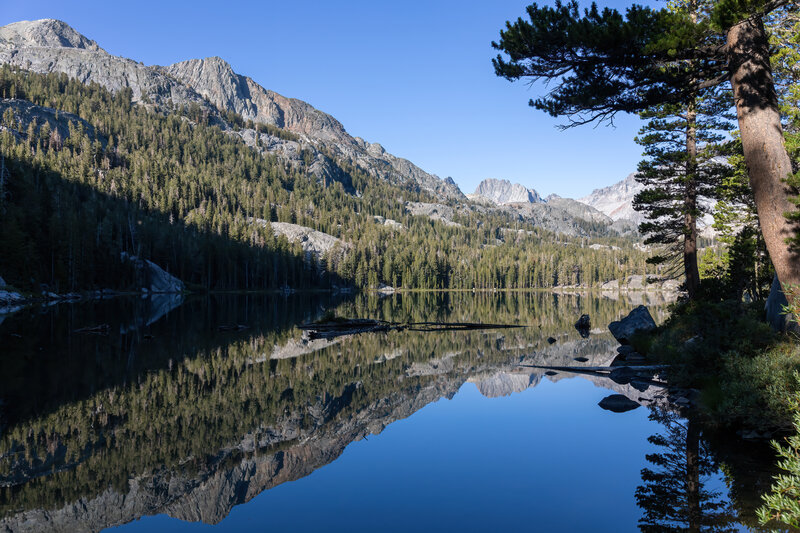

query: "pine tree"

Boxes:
[633, 86, 735, 297]
[492, 0, 800, 308]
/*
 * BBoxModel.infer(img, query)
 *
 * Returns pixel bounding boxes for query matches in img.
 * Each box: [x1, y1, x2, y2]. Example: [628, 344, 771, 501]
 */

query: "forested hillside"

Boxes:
[0, 66, 655, 292]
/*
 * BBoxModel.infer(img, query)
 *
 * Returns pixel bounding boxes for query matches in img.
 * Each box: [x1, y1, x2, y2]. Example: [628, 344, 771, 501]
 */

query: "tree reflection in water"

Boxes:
[636, 407, 739, 532]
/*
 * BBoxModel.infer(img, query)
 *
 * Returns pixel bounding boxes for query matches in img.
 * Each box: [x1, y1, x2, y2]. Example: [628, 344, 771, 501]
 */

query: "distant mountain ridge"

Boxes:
[0, 18, 657, 240]
[578, 173, 646, 225]
[467, 178, 634, 236]
[0, 19, 464, 202]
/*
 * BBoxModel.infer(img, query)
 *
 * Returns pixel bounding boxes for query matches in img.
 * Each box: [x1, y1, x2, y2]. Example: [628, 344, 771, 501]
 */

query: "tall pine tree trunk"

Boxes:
[727, 15, 800, 306]
[686, 419, 701, 533]
[684, 100, 700, 299]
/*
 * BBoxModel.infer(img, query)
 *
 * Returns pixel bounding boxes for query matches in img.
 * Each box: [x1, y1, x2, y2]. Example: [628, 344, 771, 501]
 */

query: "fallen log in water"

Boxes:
[518, 364, 669, 373]
[516, 363, 670, 387]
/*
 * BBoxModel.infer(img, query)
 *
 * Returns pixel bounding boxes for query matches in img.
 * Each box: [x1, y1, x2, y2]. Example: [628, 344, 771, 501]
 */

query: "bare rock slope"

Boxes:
[0, 19, 463, 202]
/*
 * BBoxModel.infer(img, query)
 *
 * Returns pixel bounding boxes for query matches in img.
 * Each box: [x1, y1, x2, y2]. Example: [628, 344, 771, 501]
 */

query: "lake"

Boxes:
[0, 292, 776, 532]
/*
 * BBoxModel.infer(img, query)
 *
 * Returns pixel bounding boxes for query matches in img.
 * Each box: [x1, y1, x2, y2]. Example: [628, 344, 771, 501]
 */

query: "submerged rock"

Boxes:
[598, 394, 640, 413]
[608, 305, 656, 345]
[574, 314, 591, 338]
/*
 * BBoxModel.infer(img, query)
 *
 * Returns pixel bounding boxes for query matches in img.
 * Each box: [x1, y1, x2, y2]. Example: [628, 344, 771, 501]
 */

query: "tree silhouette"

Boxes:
[636, 407, 739, 532]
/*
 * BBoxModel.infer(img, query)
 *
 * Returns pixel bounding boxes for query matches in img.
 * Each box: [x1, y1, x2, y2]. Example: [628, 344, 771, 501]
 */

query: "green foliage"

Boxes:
[768, 5, 800, 255]
[633, 88, 735, 279]
[491, 0, 723, 126]
[781, 283, 800, 325]
[648, 299, 800, 429]
[757, 378, 800, 529]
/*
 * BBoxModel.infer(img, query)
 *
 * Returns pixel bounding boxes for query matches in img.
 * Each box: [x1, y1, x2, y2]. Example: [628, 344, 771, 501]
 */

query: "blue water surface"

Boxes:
[114, 378, 667, 533]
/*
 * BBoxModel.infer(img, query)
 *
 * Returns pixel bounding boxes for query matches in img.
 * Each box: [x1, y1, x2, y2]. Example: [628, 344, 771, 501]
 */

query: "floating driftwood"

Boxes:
[217, 324, 250, 332]
[74, 324, 110, 335]
[299, 318, 523, 340]
[516, 363, 670, 387]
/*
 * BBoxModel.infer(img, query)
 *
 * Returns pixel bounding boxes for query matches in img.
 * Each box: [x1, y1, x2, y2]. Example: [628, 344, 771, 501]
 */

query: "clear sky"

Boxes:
[1, 0, 662, 198]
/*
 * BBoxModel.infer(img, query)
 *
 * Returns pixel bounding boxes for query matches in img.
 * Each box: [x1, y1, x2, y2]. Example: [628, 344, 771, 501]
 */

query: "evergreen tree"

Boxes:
[633, 86, 735, 298]
[492, 0, 800, 309]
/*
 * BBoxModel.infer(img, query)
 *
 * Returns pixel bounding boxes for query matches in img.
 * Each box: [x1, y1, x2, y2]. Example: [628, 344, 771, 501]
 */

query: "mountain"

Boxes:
[470, 178, 543, 204]
[576, 172, 717, 236]
[0, 19, 463, 202]
[578, 172, 645, 225]
[0, 19, 663, 295]
[465, 179, 636, 237]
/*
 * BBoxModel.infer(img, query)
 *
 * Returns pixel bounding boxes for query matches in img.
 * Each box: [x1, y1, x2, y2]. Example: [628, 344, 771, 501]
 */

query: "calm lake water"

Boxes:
[0, 292, 776, 532]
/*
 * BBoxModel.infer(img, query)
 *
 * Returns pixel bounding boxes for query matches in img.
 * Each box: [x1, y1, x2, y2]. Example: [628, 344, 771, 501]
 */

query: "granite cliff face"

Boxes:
[578, 172, 646, 225]
[0, 19, 463, 202]
[577, 172, 716, 235]
[471, 178, 543, 205]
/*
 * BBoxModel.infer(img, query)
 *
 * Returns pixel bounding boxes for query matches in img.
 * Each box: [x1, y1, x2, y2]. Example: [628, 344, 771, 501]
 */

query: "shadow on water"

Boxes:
[0, 291, 781, 531]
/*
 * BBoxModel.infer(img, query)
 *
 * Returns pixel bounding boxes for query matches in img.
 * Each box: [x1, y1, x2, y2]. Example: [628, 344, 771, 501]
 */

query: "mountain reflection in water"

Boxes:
[0, 292, 774, 532]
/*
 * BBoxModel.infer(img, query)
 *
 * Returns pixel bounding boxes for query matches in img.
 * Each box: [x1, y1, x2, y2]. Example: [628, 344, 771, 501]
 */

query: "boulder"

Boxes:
[765, 274, 800, 333]
[608, 305, 657, 345]
[574, 314, 591, 338]
[598, 394, 640, 413]
[0, 275, 5, 286]
[376, 283, 396, 294]
[547, 336, 557, 344]
[120, 252, 184, 294]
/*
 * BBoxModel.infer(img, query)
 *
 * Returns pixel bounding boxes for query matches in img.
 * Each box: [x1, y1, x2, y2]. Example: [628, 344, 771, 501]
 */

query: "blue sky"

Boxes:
[1, 0, 662, 198]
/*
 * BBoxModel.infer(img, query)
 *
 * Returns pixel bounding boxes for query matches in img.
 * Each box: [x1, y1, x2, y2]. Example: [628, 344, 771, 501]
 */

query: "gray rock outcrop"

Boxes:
[608, 305, 657, 345]
[120, 253, 184, 293]
[578, 172, 645, 224]
[250, 220, 348, 261]
[472, 178, 543, 205]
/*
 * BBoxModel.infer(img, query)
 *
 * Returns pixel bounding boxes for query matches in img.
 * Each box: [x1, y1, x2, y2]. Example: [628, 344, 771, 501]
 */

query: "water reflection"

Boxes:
[0, 291, 766, 532]
[636, 408, 738, 532]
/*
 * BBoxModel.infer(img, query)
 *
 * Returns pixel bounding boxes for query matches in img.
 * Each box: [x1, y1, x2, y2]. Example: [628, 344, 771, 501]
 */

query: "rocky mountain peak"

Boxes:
[472, 178, 543, 205]
[163, 56, 257, 118]
[0, 19, 101, 51]
[578, 172, 645, 224]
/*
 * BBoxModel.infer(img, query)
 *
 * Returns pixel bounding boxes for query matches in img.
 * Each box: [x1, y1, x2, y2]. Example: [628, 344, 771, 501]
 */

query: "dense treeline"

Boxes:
[0, 66, 654, 292]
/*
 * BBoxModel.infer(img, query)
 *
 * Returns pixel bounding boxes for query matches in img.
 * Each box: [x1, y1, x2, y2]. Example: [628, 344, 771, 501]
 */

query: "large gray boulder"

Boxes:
[766, 274, 800, 333]
[608, 305, 657, 345]
[121, 252, 184, 294]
